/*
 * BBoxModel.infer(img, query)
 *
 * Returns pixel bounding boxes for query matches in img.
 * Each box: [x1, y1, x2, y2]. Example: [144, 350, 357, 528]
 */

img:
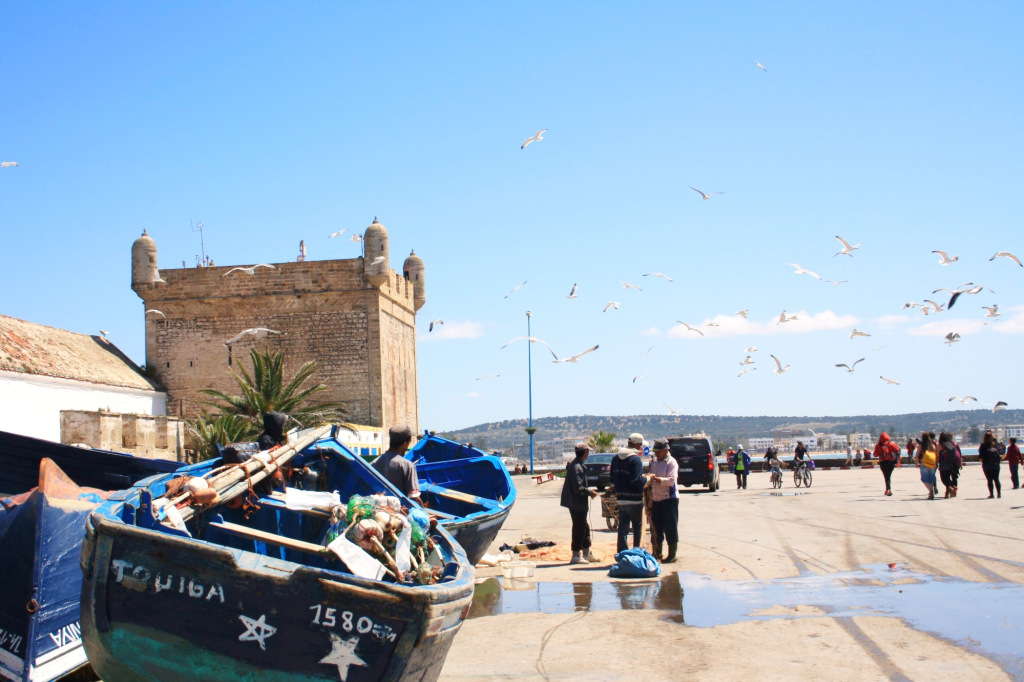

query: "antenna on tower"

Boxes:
[191, 220, 211, 267]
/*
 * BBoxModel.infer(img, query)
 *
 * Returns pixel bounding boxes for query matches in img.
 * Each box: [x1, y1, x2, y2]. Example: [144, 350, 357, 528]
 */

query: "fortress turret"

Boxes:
[403, 249, 426, 312]
[131, 229, 160, 293]
[363, 217, 389, 288]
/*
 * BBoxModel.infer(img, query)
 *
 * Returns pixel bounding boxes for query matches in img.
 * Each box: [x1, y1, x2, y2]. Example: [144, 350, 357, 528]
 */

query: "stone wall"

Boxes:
[134, 257, 419, 434]
[61, 409, 185, 460]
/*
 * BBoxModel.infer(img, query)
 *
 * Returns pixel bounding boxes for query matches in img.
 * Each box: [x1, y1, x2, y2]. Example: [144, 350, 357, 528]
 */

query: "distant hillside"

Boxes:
[435, 409, 1024, 451]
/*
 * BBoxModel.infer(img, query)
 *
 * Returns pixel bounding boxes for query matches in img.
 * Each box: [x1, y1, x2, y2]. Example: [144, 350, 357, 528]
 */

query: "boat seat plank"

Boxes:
[419, 482, 486, 505]
[207, 520, 328, 556]
[263, 493, 332, 518]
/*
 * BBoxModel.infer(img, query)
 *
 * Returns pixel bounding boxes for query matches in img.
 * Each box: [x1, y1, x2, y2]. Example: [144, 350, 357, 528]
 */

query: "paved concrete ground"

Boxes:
[442, 464, 1024, 681]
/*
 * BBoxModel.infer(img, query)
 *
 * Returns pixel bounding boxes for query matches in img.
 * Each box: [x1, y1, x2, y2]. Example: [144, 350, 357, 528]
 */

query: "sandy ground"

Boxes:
[441, 463, 1024, 681]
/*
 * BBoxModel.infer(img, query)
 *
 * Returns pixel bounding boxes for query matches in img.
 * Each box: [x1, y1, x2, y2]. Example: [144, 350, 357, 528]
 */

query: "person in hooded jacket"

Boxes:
[610, 433, 648, 553]
[1006, 437, 1021, 490]
[874, 432, 901, 496]
[733, 445, 751, 489]
[258, 411, 288, 451]
[978, 430, 1003, 499]
[937, 431, 962, 498]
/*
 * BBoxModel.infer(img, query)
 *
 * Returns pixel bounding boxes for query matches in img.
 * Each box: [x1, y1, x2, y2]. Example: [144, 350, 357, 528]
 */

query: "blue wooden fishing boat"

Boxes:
[0, 431, 183, 682]
[405, 433, 515, 566]
[79, 426, 474, 682]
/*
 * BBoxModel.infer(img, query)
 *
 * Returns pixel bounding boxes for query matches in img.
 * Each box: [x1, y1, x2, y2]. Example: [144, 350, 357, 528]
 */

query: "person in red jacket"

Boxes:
[1007, 437, 1021, 490]
[874, 432, 901, 496]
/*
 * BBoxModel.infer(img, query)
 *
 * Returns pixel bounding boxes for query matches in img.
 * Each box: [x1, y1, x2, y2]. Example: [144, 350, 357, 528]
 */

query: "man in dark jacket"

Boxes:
[258, 411, 288, 451]
[560, 443, 598, 564]
[610, 433, 648, 553]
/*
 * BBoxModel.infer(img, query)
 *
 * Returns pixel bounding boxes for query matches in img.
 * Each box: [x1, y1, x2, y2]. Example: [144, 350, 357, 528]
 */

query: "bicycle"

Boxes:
[770, 468, 782, 489]
[793, 461, 813, 488]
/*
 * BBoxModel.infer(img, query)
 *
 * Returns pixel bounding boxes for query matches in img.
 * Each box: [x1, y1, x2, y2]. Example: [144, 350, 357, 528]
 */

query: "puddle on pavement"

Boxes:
[760, 491, 805, 496]
[470, 564, 1024, 677]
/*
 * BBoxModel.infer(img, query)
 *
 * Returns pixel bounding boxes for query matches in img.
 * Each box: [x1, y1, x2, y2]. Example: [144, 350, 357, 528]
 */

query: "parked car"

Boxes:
[667, 436, 720, 492]
[586, 452, 651, 491]
[584, 453, 615, 491]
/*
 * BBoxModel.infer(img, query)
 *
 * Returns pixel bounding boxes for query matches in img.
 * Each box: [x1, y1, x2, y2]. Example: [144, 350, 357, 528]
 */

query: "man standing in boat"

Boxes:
[371, 424, 422, 503]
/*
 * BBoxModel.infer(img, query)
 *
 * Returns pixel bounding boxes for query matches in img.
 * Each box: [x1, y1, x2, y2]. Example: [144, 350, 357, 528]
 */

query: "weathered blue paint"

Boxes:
[79, 431, 474, 682]
[405, 434, 516, 565]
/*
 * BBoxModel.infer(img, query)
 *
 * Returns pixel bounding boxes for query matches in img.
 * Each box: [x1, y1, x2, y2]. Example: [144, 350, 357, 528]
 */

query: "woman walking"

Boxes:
[1007, 437, 1021, 490]
[978, 430, 1003, 499]
[873, 432, 900, 496]
[915, 431, 939, 500]
[937, 432, 961, 498]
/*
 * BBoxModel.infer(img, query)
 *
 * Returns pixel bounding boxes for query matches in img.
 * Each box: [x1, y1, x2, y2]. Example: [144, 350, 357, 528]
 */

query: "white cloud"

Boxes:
[419, 321, 485, 341]
[666, 310, 858, 339]
[467, 392, 484, 398]
[640, 326, 660, 336]
[992, 305, 1024, 334]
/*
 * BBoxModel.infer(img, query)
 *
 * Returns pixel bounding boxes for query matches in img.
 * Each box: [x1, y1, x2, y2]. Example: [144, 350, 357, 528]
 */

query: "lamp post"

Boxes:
[525, 310, 537, 474]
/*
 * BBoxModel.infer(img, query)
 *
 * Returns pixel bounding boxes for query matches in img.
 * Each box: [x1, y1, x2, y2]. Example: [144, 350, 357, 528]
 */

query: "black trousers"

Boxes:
[617, 504, 643, 553]
[879, 460, 896, 490]
[569, 508, 591, 552]
[940, 469, 958, 489]
[651, 497, 679, 545]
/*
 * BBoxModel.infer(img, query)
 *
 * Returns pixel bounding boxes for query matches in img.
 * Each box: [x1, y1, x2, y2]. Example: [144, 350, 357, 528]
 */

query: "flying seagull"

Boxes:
[944, 332, 961, 345]
[932, 250, 959, 265]
[552, 345, 600, 364]
[223, 264, 276, 277]
[676, 322, 704, 336]
[603, 302, 620, 312]
[350, 234, 362, 242]
[328, 229, 346, 239]
[370, 256, 386, 266]
[982, 305, 1000, 318]
[521, 129, 547, 149]
[834, 236, 861, 257]
[639, 346, 653, 356]
[880, 376, 900, 385]
[993, 401, 1008, 413]
[689, 186, 724, 200]
[475, 374, 500, 380]
[745, 346, 758, 352]
[632, 375, 644, 383]
[769, 354, 790, 375]
[826, 280, 848, 287]
[1, 162, 17, 168]
[643, 272, 673, 281]
[705, 321, 719, 327]
[777, 310, 799, 324]
[619, 281, 643, 291]
[755, 62, 767, 71]
[664, 402, 679, 415]
[948, 396, 977, 404]
[922, 300, 945, 315]
[738, 367, 757, 377]
[566, 283, 578, 299]
[145, 309, 167, 319]
[990, 251, 1023, 267]
[428, 319, 444, 332]
[739, 356, 755, 366]
[504, 281, 527, 299]
[224, 327, 282, 346]
[500, 336, 555, 354]
[850, 329, 871, 339]
[789, 263, 822, 280]
[835, 358, 865, 373]
[736, 310, 749, 318]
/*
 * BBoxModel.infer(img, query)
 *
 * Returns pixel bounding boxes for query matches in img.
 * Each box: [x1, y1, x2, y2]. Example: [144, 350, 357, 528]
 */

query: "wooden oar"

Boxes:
[166, 425, 331, 523]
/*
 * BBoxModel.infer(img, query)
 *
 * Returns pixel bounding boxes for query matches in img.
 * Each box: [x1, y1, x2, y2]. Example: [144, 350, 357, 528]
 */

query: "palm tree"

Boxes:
[198, 348, 346, 432]
[185, 411, 255, 462]
[588, 430, 616, 452]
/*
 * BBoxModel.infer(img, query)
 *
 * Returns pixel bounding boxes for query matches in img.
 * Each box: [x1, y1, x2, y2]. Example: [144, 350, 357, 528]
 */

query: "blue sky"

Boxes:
[3, 3, 1023, 432]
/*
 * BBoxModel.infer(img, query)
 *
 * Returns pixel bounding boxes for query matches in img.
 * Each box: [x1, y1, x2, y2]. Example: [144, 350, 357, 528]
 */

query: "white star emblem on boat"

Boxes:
[237, 614, 277, 651]
[320, 633, 367, 680]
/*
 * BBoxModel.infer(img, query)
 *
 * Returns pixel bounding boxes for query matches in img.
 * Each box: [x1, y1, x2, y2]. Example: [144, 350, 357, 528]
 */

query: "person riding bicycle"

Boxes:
[793, 441, 813, 470]
[768, 450, 783, 485]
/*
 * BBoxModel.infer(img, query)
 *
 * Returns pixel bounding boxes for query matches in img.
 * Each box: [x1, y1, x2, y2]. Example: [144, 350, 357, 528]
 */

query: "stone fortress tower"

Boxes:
[131, 218, 425, 437]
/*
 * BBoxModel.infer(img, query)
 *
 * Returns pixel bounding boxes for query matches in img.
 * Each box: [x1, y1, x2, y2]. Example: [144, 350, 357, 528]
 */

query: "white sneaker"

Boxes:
[583, 550, 599, 562]
[569, 553, 589, 565]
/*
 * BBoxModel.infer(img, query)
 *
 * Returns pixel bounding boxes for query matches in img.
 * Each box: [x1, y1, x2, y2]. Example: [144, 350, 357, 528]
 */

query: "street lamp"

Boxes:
[525, 310, 536, 474]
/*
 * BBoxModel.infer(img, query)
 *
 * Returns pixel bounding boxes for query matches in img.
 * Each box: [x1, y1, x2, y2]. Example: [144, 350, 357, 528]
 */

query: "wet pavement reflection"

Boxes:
[470, 564, 1024, 677]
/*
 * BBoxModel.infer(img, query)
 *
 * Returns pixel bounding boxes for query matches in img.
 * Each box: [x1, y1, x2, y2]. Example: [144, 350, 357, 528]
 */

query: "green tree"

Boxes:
[199, 348, 346, 430]
[185, 411, 255, 462]
[588, 430, 616, 452]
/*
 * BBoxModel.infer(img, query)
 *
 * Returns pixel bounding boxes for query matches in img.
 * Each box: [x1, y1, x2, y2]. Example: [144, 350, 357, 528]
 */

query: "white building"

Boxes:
[748, 437, 775, 452]
[0, 314, 168, 443]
